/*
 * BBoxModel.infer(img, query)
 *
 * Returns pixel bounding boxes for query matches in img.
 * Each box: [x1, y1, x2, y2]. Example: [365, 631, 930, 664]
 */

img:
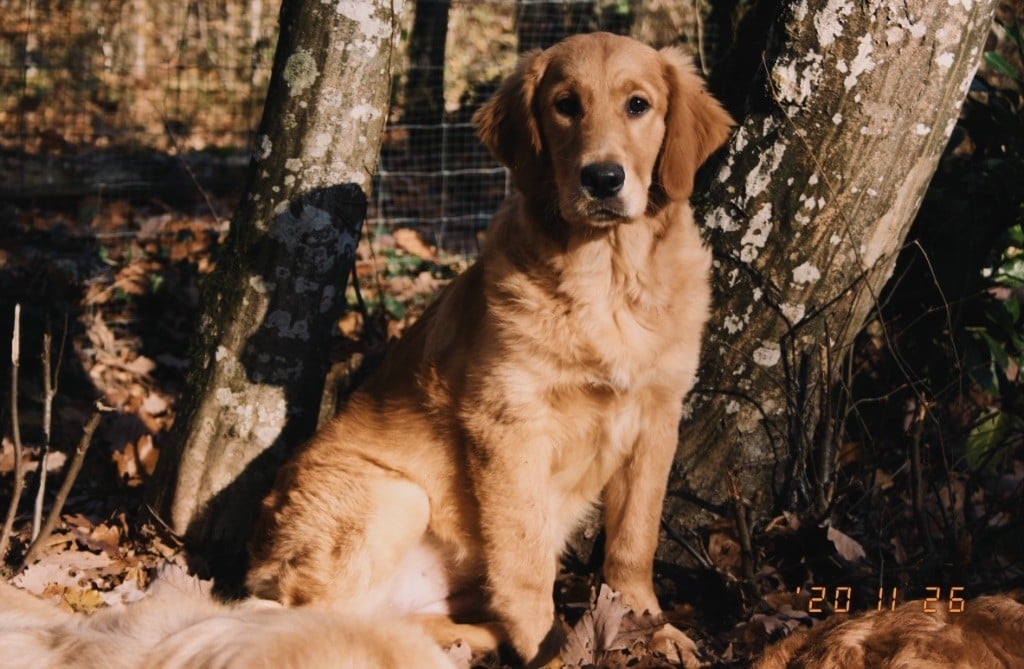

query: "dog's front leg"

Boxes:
[603, 400, 700, 668]
[470, 437, 564, 667]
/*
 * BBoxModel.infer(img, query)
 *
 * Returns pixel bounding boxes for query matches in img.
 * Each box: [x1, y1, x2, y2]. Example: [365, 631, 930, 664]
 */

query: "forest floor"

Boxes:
[0, 197, 1022, 668]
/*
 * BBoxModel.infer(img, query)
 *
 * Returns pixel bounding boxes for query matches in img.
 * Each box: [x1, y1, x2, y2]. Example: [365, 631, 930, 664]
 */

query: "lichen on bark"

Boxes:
[150, 0, 403, 585]
[660, 0, 997, 556]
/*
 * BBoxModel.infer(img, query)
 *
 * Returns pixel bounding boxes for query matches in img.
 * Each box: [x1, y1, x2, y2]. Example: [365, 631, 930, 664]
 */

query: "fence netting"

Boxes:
[1, 0, 709, 254]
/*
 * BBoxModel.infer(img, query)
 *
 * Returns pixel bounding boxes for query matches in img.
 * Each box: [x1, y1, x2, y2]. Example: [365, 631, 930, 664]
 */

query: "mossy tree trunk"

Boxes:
[661, 0, 996, 556]
[150, 0, 406, 583]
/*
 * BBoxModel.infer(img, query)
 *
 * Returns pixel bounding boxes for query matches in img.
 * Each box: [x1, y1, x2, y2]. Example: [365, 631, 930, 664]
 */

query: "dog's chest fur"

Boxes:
[492, 203, 708, 390]
[471, 202, 711, 514]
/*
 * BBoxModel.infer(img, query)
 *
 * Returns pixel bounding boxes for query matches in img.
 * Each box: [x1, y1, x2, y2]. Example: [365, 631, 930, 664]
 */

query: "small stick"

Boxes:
[19, 410, 102, 570]
[908, 400, 934, 553]
[693, 0, 709, 75]
[0, 304, 25, 561]
[31, 327, 55, 541]
[728, 471, 756, 582]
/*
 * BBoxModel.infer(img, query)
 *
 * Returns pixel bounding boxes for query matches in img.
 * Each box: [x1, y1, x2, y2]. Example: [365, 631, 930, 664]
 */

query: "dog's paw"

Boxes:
[651, 623, 700, 668]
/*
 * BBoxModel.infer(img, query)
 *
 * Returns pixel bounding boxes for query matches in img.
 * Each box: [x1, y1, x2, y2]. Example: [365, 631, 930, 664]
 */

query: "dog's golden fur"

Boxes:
[247, 32, 733, 667]
[0, 578, 456, 669]
[755, 593, 1024, 669]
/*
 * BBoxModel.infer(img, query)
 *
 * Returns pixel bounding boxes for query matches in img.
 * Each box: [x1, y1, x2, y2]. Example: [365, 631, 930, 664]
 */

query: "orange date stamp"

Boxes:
[796, 586, 967, 613]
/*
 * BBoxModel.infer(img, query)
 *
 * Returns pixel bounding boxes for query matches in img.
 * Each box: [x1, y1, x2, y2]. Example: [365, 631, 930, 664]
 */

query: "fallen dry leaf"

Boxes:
[75, 522, 123, 556]
[124, 355, 157, 376]
[338, 310, 364, 338]
[562, 583, 664, 667]
[100, 570, 148, 606]
[826, 523, 866, 563]
[742, 612, 808, 645]
[113, 433, 159, 485]
[0, 438, 68, 475]
[141, 391, 169, 416]
[15, 549, 115, 595]
[61, 586, 107, 613]
[393, 227, 436, 260]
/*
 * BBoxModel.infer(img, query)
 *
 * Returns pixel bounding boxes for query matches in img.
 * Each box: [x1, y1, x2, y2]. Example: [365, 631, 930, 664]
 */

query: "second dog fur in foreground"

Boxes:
[247, 32, 734, 667]
[0, 577, 456, 669]
[755, 592, 1024, 669]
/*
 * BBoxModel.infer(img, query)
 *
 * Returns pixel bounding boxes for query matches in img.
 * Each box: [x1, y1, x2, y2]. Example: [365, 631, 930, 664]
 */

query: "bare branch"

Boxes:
[728, 472, 756, 582]
[19, 409, 103, 570]
[0, 304, 25, 561]
[31, 326, 55, 541]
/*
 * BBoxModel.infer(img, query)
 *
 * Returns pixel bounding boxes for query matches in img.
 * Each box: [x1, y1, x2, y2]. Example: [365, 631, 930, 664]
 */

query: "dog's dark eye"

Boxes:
[554, 95, 583, 119]
[627, 96, 650, 116]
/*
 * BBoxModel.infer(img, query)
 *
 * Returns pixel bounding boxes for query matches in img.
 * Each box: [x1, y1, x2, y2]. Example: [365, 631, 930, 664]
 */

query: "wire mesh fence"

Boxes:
[0, 0, 707, 254]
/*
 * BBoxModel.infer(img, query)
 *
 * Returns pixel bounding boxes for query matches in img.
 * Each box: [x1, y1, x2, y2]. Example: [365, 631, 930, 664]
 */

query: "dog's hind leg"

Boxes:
[248, 461, 434, 615]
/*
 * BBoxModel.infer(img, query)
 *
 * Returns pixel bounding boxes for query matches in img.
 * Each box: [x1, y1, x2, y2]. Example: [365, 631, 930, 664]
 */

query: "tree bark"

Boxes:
[661, 0, 996, 556]
[400, 0, 450, 173]
[403, 0, 450, 128]
[150, 0, 405, 582]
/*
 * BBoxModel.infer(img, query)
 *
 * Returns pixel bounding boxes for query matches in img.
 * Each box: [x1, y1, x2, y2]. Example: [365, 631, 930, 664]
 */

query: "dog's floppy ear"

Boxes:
[473, 49, 549, 190]
[657, 47, 734, 201]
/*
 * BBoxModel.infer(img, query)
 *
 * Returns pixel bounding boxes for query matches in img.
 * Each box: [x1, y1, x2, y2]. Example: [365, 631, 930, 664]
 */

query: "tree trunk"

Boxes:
[661, 0, 996, 556]
[150, 0, 405, 584]
[401, 0, 450, 172]
[404, 0, 450, 128]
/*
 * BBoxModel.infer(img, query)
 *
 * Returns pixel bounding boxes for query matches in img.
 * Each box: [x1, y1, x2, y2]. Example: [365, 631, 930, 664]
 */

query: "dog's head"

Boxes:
[474, 32, 734, 228]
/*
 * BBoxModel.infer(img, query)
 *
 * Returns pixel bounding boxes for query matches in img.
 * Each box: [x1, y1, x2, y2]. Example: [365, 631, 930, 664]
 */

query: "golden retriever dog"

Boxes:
[755, 593, 1024, 669]
[247, 32, 733, 667]
[0, 578, 456, 669]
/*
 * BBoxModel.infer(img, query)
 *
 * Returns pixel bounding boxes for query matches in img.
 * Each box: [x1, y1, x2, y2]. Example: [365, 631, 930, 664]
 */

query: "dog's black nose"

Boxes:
[580, 162, 625, 198]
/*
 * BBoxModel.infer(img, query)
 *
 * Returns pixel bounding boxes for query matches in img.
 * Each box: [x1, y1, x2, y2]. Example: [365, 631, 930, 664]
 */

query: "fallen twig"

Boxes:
[19, 409, 103, 570]
[0, 304, 25, 562]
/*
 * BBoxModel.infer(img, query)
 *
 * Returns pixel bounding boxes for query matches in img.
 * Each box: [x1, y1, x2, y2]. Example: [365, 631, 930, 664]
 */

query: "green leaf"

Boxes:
[1007, 224, 1024, 247]
[978, 328, 1011, 373]
[984, 52, 1023, 83]
[995, 257, 1024, 287]
[383, 294, 406, 320]
[1004, 296, 1021, 325]
[966, 411, 1010, 471]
